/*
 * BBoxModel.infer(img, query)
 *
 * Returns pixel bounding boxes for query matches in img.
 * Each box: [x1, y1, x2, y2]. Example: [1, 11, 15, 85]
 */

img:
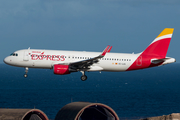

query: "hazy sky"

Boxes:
[1, 0, 180, 63]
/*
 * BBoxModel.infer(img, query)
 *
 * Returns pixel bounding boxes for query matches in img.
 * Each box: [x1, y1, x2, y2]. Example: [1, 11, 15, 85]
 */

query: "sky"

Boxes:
[1, 0, 180, 63]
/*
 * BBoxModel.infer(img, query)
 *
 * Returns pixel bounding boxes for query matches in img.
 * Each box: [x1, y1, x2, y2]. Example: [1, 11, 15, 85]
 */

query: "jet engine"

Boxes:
[53, 64, 70, 75]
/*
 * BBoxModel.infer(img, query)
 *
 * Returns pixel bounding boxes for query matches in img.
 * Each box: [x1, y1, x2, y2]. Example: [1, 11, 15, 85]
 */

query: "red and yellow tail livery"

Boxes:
[127, 28, 174, 71]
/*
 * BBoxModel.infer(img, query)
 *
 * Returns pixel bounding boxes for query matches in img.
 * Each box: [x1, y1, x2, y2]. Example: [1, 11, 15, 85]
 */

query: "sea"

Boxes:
[0, 63, 180, 120]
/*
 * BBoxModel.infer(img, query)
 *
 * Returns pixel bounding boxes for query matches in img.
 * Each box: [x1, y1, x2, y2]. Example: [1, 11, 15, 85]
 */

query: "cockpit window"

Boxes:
[10, 53, 18, 56]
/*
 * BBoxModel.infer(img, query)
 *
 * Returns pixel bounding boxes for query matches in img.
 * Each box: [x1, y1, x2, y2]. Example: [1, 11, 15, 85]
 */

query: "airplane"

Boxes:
[4, 28, 176, 81]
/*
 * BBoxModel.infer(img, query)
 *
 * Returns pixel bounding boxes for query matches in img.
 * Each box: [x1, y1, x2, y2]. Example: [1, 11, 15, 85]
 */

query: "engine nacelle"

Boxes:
[53, 64, 70, 75]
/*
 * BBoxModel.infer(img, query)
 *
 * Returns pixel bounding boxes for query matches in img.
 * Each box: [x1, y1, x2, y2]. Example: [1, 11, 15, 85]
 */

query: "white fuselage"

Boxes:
[4, 49, 139, 72]
[3, 28, 177, 81]
[3, 28, 176, 80]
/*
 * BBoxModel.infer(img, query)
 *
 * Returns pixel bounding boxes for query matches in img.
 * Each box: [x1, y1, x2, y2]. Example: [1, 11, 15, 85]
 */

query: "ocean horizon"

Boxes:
[0, 63, 180, 119]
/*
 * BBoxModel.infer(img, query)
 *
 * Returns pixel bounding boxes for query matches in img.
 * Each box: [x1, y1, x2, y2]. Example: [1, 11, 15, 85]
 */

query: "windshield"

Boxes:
[10, 53, 18, 56]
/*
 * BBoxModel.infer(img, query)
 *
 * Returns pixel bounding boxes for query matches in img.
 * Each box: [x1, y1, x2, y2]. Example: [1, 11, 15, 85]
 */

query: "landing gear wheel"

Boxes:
[24, 67, 28, 78]
[81, 75, 87, 81]
[24, 74, 28, 78]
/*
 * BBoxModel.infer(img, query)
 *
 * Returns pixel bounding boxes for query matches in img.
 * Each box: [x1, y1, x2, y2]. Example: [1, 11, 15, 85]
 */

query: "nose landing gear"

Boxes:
[80, 71, 87, 81]
[24, 67, 28, 78]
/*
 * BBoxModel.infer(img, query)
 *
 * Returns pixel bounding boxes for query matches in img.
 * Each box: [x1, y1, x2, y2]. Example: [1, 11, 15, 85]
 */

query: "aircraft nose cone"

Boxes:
[3, 57, 10, 65]
[3, 57, 8, 64]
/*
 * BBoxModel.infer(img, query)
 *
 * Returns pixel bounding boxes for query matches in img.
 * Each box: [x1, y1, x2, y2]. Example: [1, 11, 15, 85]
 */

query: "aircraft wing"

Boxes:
[69, 45, 111, 70]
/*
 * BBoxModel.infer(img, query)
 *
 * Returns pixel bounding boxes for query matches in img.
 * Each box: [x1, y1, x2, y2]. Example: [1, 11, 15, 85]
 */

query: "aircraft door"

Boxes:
[23, 51, 29, 61]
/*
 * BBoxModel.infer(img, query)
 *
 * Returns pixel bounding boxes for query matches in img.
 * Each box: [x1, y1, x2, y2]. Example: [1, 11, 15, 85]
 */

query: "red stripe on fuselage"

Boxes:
[127, 38, 171, 71]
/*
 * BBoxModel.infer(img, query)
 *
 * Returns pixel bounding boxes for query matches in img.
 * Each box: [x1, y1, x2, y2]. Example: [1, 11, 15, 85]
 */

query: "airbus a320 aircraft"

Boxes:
[4, 28, 175, 81]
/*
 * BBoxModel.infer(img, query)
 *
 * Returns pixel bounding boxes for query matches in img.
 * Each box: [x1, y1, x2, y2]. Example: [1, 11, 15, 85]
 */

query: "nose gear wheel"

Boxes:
[24, 67, 28, 78]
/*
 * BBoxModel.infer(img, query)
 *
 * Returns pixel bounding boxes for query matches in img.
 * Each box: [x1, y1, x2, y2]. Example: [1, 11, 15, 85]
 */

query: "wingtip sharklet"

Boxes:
[101, 45, 109, 56]
[101, 45, 112, 56]
[107, 46, 112, 52]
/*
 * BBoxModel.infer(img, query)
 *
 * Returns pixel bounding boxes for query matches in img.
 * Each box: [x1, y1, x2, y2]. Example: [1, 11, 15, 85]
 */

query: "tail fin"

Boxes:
[127, 28, 174, 71]
[142, 28, 174, 59]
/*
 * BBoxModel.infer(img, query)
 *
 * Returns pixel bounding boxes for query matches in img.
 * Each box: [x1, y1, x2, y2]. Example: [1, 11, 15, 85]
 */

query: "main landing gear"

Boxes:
[80, 71, 87, 81]
[24, 67, 28, 78]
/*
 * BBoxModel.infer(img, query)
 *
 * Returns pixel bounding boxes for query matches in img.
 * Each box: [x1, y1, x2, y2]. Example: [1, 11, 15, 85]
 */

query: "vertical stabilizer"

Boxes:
[142, 28, 174, 58]
[127, 28, 174, 71]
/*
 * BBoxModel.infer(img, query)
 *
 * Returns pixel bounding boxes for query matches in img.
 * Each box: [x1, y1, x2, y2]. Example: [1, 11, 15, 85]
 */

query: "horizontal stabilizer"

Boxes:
[151, 57, 176, 65]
